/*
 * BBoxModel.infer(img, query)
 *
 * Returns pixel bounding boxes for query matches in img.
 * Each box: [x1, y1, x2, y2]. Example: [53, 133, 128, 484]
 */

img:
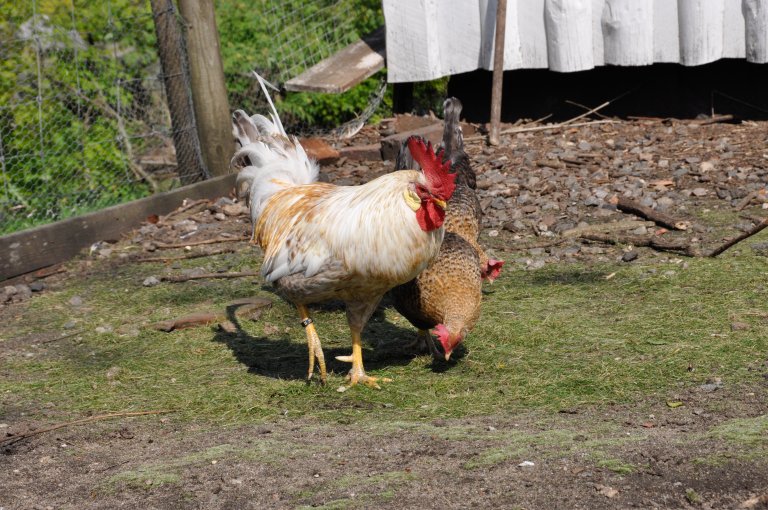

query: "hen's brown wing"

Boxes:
[389, 232, 482, 332]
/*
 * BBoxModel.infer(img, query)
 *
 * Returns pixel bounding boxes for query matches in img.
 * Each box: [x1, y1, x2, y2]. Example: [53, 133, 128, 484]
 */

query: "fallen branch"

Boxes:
[160, 199, 210, 223]
[561, 220, 655, 238]
[40, 330, 85, 344]
[154, 235, 250, 250]
[560, 101, 610, 126]
[617, 197, 690, 231]
[735, 190, 758, 211]
[160, 271, 259, 283]
[707, 218, 768, 257]
[465, 119, 615, 143]
[565, 100, 611, 120]
[580, 233, 700, 257]
[690, 114, 734, 126]
[0, 410, 170, 448]
[151, 298, 272, 331]
[136, 247, 236, 263]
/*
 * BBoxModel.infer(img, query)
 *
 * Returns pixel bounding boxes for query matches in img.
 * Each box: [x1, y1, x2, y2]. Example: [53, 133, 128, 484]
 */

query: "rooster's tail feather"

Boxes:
[230, 72, 318, 224]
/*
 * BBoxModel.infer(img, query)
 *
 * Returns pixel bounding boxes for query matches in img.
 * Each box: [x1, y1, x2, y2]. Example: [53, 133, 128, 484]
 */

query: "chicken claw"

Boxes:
[335, 330, 392, 389]
[297, 304, 326, 385]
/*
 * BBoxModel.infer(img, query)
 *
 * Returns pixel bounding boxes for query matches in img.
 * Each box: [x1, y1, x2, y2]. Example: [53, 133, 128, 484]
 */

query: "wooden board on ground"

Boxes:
[285, 27, 385, 94]
[0, 173, 237, 281]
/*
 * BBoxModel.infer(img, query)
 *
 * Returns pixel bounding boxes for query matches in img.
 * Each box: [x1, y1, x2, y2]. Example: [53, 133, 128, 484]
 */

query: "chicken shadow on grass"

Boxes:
[211, 300, 453, 382]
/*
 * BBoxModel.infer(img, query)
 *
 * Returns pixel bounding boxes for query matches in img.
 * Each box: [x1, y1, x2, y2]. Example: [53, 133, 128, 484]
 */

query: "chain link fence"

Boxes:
[1, 0, 387, 236]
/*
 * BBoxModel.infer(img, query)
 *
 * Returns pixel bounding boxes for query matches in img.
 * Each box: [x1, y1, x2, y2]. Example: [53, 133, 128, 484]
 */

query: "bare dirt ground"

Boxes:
[2, 116, 768, 509]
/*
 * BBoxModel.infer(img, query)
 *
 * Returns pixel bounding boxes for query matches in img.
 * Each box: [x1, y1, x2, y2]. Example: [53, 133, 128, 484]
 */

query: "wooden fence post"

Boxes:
[177, 0, 232, 177]
[489, 0, 507, 146]
[150, 0, 209, 184]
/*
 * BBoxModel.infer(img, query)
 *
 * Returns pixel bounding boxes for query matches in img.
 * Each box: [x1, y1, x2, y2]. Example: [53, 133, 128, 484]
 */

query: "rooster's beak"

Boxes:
[434, 198, 447, 210]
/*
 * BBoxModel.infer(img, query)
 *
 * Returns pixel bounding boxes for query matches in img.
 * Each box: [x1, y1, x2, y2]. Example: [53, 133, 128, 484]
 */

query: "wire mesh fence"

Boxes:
[0, 0, 387, 236]
[0, 1, 196, 235]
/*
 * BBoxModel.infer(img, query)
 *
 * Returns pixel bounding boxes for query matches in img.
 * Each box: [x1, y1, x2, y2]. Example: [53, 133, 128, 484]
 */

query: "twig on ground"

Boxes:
[561, 220, 655, 238]
[560, 101, 610, 126]
[136, 247, 236, 263]
[565, 100, 611, 120]
[154, 235, 250, 250]
[580, 233, 700, 257]
[0, 410, 171, 448]
[735, 190, 758, 211]
[707, 218, 768, 257]
[689, 114, 734, 127]
[504, 237, 570, 251]
[159, 199, 210, 223]
[160, 271, 259, 283]
[617, 197, 690, 231]
[40, 330, 85, 344]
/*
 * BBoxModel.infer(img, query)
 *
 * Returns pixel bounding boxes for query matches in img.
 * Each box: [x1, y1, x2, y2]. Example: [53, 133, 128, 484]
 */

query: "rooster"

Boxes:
[231, 73, 456, 388]
[389, 97, 503, 359]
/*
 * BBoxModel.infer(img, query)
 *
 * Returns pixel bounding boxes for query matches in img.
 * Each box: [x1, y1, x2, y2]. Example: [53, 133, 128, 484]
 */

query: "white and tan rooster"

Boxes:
[231, 74, 456, 388]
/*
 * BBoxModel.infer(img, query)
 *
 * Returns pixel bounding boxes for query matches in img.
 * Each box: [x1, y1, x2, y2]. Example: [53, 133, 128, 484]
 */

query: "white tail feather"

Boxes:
[231, 72, 319, 227]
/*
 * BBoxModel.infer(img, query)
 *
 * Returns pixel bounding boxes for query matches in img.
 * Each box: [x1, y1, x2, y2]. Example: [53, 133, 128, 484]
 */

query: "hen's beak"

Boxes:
[444, 350, 452, 361]
[433, 198, 447, 210]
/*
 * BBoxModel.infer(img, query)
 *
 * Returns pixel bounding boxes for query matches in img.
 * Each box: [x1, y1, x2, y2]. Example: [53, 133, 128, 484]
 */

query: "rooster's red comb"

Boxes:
[407, 136, 456, 201]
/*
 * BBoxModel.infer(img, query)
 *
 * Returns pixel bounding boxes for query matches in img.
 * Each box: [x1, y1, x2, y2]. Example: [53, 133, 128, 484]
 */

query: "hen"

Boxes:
[231, 74, 456, 387]
[396, 98, 503, 282]
[389, 97, 502, 359]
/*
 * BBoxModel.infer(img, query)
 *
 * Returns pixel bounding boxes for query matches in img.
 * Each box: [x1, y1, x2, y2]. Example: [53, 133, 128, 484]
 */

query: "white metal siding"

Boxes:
[383, 0, 768, 82]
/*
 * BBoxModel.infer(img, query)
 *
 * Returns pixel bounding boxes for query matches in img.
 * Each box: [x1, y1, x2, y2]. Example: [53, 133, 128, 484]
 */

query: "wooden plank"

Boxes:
[744, 0, 768, 63]
[0, 174, 237, 281]
[285, 27, 385, 93]
[678, 0, 725, 66]
[544, 0, 594, 72]
[653, 0, 680, 62]
[601, 0, 654, 65]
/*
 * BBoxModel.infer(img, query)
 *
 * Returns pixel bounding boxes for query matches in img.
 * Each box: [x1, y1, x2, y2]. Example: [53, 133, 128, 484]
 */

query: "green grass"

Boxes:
[1, 248, 767, 427]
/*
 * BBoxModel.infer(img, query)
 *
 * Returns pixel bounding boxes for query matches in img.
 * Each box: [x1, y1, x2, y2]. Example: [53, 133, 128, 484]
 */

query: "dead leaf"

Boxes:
[650, 179, 675, 190]
[595, 484, 619, 498]
[666, 401, 684, 408]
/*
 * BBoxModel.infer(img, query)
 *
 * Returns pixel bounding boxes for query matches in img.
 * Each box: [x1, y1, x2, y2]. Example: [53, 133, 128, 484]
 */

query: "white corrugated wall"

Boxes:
[383, 0, 768, 82]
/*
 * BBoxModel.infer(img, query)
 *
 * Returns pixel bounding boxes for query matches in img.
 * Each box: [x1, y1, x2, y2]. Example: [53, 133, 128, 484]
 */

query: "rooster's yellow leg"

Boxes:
[297, 304, 326, 385]
[335, 329, 392, 389]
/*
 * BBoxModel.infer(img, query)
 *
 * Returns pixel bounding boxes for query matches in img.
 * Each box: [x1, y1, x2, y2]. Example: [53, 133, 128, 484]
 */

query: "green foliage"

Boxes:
[0, 1, 157, 233]
[0, 0, 449, 234]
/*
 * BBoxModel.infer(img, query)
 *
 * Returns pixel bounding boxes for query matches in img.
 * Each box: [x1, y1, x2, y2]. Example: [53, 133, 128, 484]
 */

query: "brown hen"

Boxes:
[389, 97, 501, 359]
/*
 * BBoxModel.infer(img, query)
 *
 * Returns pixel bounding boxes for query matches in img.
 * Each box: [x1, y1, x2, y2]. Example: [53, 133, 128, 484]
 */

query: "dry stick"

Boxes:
[136, 247, 235, 263]
[154, 235, 250, 250]
[735, 190, 758, 211]
[565, 99, 610, 120]
[499, 119, 616, 136]
[40, 330, 85, 344]
[616, 197, 691, 231]
[580, 233, 699, 257]
[707, 218, 768, 257]
[0, 410, 170, 448]
[160, 198, 211, 223]
[690, 114, 734, 126]
[465, 119, 616, 143]
[161, 271, 259, 283]
[560, 100, 610, 126]
[561, 219, 655, 238]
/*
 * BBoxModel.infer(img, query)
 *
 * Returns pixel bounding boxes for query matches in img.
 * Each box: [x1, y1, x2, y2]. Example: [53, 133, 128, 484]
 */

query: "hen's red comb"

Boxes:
[407, 136, 456, 201]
